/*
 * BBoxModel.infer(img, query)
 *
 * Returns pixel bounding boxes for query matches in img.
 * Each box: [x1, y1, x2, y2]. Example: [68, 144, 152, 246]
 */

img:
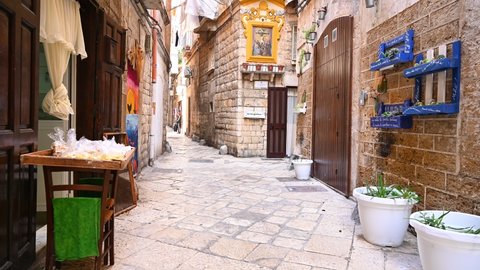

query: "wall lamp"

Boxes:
[366, 0, 377, 8]
[304, 50, 312, 61]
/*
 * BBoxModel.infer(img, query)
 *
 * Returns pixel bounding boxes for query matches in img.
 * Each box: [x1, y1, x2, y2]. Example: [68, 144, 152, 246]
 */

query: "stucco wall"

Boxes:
[358, 0, 480, 214]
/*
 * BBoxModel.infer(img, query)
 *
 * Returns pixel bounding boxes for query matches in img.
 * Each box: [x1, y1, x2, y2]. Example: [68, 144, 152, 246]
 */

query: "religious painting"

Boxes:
[252, 27, 273, 57]
[242, 1, 284, 63]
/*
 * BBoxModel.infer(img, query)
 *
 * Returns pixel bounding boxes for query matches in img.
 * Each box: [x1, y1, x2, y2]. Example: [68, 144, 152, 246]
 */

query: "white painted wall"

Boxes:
[151, 47, 167, 159]
[360, 0, 420, 34]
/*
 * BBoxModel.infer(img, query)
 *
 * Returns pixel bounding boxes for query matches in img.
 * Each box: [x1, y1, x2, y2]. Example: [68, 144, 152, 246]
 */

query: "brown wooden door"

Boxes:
[312, 16, 353, 195]
[267, 87, 287, 158]
[76, 3, 125, 140]
[0, 0, 39, 269]
[96, 16, 126, 137]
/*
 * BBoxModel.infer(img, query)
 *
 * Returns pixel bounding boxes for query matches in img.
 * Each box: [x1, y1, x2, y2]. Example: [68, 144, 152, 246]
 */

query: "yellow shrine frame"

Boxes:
[242, 1, 284, 63]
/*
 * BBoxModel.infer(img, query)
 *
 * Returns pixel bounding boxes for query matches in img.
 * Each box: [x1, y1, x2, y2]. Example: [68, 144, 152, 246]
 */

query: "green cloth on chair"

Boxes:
[77, 177, 104, 198]
[53, 197, 101, 261]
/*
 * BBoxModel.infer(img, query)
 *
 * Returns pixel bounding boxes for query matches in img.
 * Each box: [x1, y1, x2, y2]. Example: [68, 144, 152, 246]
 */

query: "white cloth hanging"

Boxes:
[40, 0, 87, 120]
[185, 0, 219, 20]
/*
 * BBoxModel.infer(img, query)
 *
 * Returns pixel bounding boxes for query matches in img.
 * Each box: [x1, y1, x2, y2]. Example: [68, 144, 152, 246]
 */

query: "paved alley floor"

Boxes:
[57, 130, 421, 270]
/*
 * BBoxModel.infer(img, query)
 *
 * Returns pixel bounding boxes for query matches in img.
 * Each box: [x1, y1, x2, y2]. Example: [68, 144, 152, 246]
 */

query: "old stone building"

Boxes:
[179, 0, 299, 157]
[99, 0, 170, 168]
[296, 0, 480, 214]
[0, 0, 171, 268]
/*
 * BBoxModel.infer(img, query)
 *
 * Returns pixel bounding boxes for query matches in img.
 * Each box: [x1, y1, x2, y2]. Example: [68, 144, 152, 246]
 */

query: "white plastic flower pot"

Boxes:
[353, 187, 416, 247]
[410, 211, 480, 270]
[292, 159, 312, 180]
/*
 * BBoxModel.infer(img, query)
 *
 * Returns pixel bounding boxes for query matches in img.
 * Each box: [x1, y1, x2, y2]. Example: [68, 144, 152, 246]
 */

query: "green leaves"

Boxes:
[364, 173, 419, 203]
[416, 211, 480, 235]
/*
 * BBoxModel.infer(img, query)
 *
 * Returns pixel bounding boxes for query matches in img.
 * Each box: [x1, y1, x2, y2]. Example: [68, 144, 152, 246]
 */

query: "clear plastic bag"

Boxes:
[48, 127, 67, 156]
[48, 128, 132, 160]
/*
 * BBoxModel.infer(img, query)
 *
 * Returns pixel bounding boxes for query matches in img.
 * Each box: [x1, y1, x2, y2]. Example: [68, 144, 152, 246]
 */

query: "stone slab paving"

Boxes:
[54, 130, 421, 270]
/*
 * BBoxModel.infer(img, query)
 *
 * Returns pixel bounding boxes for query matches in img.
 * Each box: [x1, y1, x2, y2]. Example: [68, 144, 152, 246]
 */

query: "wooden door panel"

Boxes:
[96, 16, 125, 138]
[12, 146, 35, 259]
[101, 67, 122, 132]
[0, 9, 10, 129]
[20, 24, 35, 128]
[76, 5, 125, 140]
[313, 16, 352, 195]
[0, 149, 10, 268]
[267, 87, 287, 158]
[0, 0, 39, 268]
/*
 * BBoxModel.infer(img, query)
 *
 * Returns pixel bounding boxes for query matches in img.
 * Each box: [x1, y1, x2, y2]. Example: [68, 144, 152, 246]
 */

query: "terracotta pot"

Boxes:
[256, 64, 262, 71]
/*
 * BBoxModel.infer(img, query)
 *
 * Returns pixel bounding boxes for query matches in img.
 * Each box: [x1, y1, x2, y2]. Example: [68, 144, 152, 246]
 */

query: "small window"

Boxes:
[209, 102, 214, 112]
[324, 35, 329, 48]
[291, 25, 298, 64]
[332, 28, 337, 42]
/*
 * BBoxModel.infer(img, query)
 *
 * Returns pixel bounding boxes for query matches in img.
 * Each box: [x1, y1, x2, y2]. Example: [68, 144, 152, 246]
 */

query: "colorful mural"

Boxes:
[126, 114, 139, 174]
[125, 40, 144, 174]
[126, 64, 139, 114]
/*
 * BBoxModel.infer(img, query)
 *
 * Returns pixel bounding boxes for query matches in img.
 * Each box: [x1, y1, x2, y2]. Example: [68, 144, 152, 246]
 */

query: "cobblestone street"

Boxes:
[97, 129, 420, 270]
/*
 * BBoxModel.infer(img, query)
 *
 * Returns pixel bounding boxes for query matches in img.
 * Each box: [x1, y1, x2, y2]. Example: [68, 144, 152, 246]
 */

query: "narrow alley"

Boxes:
[93, 129, 421, 270]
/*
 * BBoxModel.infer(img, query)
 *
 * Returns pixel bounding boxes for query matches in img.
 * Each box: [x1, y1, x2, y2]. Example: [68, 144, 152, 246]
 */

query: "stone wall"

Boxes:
[187, 1, 298, 157]
[98, 0, 155, 170]
[187, 36, 216, 145]
[235, 3, 298, 157]
[358, 0, 480, 214]
[215, 10, 243, 155]
[296, 68, 313, 158]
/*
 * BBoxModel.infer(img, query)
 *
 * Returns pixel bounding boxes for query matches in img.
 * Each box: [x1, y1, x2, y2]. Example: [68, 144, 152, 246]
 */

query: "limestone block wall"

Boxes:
[358, 0, 480, 214]
[296, 68, 313, 158]
[188, 38, 216, 145]
[98, 0, 154, 170]
[234, 3, 298, 157]
[187, 1, 300, 157]
[215, 11, 243, 155]
[185, 44, 201, 137]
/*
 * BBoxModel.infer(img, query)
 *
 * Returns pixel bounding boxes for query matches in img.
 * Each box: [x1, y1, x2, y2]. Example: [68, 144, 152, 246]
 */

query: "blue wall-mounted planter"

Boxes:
[370, 29, 415, 71]
[370, 100, 413, 129]
[403, 40, 461, 115]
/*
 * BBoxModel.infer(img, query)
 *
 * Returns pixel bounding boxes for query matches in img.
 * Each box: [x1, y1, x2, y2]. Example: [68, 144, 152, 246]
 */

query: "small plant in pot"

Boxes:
[353, 172, 419, 247]
[410, 210, 480, 270]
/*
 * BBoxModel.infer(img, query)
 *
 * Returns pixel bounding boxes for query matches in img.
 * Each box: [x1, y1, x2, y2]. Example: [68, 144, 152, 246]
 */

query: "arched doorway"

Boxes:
[312, 16, 353, 195]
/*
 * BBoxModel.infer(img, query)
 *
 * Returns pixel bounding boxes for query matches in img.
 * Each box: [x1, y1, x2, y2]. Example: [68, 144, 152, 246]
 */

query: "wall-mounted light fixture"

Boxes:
[304, 51, 312, 61]
[366, 0, 377, 8]
[307, 31, 317, 43]
[317, 6, 327, 23]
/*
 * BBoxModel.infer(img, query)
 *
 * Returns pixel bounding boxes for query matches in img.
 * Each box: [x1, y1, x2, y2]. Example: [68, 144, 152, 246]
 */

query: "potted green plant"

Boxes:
[410, 210, 480, 270]
[353, 172, 419, 247]
[303, 23, 317, 43]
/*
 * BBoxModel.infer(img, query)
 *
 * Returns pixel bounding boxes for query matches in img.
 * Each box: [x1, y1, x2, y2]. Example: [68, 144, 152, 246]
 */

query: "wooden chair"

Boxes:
[103, 132, 137, 210]
[43, 166, 118, 270]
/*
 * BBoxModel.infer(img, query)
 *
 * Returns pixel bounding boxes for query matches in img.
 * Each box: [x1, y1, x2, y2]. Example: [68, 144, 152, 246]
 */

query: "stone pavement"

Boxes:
[108, 130, 422, 270]
[59, 130, 422, 270]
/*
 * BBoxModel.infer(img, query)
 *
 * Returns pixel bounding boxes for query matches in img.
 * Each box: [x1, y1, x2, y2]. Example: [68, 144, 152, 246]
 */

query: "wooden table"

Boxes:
[20, 149, 134, 270]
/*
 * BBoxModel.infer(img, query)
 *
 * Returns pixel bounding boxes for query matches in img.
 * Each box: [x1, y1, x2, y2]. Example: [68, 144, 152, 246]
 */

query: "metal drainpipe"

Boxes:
[148, 9, 159, 167]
